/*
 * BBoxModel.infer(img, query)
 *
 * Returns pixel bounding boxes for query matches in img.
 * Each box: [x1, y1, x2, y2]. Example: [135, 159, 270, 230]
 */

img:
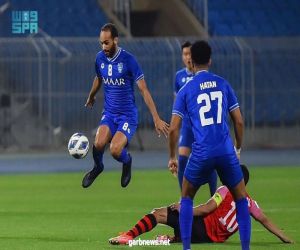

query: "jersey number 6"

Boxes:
[197, 91, 222, 126]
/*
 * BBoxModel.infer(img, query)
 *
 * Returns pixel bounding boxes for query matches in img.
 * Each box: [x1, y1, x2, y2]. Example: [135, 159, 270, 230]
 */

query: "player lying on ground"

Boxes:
[109, 165, 293, 245]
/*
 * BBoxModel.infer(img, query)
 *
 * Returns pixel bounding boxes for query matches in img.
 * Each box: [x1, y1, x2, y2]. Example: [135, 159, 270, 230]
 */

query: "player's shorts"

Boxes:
[178, 121, 194, 148]
[184, 153, 243, 189]
[99, 112, 137, 143]
[166, 207, 212, 243]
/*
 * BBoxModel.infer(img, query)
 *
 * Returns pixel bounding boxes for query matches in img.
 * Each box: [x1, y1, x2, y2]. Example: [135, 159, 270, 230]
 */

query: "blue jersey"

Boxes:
[173, 70, 239, 158]
[174, 68, 194, 129]
[95, 47, 144, 120]
[174, 68, 193, 94]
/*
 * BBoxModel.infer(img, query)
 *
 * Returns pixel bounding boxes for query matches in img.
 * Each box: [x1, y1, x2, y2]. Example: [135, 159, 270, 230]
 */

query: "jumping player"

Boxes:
[83, 23, 169, 188]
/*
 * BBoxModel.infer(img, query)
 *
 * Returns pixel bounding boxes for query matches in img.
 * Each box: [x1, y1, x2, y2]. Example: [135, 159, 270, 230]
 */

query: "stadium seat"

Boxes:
[232, 24, 247, 36]
[213, 23, 233, 36]
[186, 0, 300, 36]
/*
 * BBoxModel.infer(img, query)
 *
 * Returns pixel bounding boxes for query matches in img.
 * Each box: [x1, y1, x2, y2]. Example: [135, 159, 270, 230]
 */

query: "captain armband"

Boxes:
[212, 192, 223, 207]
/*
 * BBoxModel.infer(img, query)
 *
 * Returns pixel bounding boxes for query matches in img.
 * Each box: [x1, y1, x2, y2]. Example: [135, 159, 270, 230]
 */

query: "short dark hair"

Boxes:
[181, 41, 192, 50]
[191, 40, 211, 65]
[241, 164, 250, 185]
[101, 23, 119, 38]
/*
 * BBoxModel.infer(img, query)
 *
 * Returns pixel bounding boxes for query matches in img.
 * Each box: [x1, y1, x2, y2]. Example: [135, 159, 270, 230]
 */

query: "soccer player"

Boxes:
[108, 165, 293, 245]
[174, 41, 217, 195]
[82, 23, 169, 188]
[168, 40, 251, 250]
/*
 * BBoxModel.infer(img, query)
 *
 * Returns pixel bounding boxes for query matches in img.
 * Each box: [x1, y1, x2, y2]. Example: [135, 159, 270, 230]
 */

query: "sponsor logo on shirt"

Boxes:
[102, 77, 125, 86]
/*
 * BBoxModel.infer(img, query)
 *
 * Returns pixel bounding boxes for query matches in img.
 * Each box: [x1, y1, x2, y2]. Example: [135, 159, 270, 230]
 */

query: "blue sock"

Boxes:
[178, 155, 188, 189]
[236, 197, 251, 250]
[208, 170, 217, 196]
[116, 148, 130, 164]
[93, 145, 104, 171]
[179, 197, 193, 250]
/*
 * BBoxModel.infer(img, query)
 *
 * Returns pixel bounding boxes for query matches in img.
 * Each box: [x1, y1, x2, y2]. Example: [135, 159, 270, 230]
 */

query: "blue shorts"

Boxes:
[179, 121, 194, 148]
[99, 113, 137, 143]
[184, 153, 243, 189]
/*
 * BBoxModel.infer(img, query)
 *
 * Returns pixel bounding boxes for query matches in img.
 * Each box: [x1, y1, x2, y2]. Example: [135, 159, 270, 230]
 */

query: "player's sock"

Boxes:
[115, 148, 131, 164]
[179, 197, 193, 250]
[236, 197, 251, 250]
[93, 145, 104, 170]
[127, 214, 157, 238]
[208, 170, 217, 196]
[178, 155, 188, 189]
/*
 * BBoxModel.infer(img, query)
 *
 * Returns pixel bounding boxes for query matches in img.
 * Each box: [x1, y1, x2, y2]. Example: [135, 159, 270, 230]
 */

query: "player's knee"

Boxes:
[151, 208, 166, 222]
[94, 140, 105, 151]
[109, 143, 122, 158]
[151, 208, 159, 215]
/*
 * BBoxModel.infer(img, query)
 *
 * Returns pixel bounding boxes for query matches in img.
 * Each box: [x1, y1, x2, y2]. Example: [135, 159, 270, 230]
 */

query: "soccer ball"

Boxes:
[68, 133, 89, 159]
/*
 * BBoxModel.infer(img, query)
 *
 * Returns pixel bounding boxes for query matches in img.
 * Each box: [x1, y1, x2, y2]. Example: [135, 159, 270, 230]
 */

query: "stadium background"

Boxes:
[0, 0, 299, 249]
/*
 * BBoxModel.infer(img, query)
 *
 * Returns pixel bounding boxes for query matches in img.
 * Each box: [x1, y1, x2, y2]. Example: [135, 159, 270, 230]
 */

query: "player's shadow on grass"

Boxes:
[0, 235, 97, 243]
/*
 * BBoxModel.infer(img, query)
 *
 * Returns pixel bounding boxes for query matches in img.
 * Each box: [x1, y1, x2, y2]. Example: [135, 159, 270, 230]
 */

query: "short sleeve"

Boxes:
[226, 82, 239, 112]
[128, 55, 144, 83]
[172, 88, 187, 119]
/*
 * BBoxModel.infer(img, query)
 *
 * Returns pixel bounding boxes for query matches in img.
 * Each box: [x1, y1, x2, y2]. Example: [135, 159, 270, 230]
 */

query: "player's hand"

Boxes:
[154, 118, 169, 138]
[85, 96, 95, 108]
[281, 236, 294, 244]
[170, 203, 180, 212]
[168, 158, 178, 177]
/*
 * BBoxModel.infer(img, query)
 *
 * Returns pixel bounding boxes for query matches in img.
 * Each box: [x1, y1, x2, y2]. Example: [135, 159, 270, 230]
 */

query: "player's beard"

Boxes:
[107, 44, 117, 58]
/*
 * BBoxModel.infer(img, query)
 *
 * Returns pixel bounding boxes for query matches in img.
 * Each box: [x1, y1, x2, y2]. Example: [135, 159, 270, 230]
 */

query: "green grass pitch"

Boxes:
[0, 166, 299, 250]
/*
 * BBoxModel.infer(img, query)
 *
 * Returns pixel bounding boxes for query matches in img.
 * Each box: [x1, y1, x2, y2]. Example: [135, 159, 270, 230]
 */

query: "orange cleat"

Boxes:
[109, 232, 133, 245]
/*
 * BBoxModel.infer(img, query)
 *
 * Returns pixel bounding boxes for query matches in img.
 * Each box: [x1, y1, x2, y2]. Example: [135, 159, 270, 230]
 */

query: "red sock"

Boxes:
[127, 214, 157, 238]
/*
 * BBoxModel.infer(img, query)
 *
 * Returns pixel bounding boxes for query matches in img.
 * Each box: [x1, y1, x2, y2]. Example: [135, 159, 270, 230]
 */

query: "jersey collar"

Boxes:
[107, 47, 122, 62]
[195, 69, 208, 75]
[185, 67, 193, 75]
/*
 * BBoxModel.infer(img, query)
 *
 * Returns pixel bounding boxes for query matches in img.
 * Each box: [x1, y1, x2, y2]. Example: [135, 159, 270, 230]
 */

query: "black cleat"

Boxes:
[121, 154, 132, 188]
[82, 163, 103, 188]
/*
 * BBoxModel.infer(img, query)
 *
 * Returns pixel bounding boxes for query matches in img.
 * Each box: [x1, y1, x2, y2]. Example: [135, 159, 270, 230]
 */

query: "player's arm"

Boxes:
[168, 114, 182, 176]
[229, 108, 243, 158]
[137, 79, 169, 137]
[85, 76, 102, 108]
[171, 187, 224, 215]
[169, 88, 187, 176]
[253, 209, 293, 243]
[193, 187, 226, 216]
[193, 199, 218, 216]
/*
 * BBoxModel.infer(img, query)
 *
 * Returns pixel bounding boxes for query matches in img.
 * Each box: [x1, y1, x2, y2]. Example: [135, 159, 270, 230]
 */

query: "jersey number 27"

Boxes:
[197, 91, 222, 126]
